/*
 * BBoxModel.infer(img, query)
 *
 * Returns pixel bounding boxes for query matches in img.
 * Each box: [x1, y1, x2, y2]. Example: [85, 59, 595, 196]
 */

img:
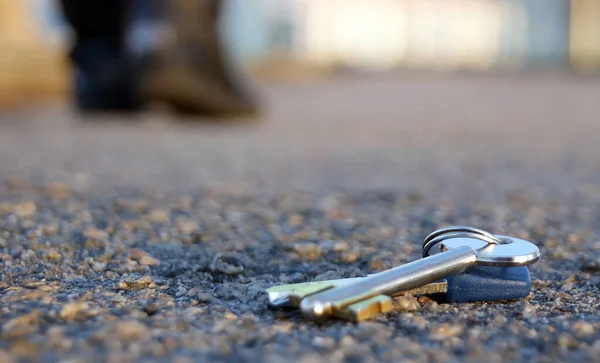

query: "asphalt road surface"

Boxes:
[0, 72, 599, 362]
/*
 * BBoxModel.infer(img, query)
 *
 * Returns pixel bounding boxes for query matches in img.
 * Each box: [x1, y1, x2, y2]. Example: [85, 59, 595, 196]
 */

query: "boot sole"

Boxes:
[142, 64, 260, 120]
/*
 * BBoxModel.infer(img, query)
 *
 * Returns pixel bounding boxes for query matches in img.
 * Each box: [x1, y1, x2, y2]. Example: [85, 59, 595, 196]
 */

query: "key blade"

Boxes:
[329, 281, 448, 321]
[331, 281, 447, 322]
[335, 295, 393, 322]
[267, 278, 447, 308]
[267, 277, 448, 307]
[267, 278, 363, 307]
[402, 280, 448, 296]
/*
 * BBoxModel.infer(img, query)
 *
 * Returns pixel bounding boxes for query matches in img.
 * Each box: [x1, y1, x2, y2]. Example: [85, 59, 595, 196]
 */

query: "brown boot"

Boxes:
[132, 0, 261, 118]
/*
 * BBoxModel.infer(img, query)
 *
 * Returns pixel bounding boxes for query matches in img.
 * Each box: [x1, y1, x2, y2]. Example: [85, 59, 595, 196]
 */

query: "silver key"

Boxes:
[267, 278, 449, 322]
[299, 226, 540, 321]
[267, 277, 448, 309]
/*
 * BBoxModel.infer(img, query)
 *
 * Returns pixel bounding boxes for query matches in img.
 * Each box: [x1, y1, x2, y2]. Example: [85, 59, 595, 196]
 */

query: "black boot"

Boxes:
[60, 0, 142, 112]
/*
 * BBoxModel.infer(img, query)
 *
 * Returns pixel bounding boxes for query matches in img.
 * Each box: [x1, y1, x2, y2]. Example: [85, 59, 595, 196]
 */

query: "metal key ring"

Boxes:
[422, 229, 503, 258]
[423, 226, 502, 247]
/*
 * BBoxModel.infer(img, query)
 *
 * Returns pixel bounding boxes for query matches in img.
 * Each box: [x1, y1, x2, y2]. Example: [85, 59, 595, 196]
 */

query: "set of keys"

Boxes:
[267, 226, 540, 322]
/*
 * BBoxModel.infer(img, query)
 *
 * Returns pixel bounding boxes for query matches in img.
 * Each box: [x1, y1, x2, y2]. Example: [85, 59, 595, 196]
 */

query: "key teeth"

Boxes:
[335, 295, 393, 322]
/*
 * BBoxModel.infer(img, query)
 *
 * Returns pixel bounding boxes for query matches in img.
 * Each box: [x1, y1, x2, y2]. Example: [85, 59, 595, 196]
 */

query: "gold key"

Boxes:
[267, 277, 447, 322]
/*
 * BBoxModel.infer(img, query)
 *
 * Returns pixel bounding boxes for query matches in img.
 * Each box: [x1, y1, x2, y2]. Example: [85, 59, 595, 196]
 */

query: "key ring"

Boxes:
[423, 226, 502, 246]
[422, 226, 503, 258]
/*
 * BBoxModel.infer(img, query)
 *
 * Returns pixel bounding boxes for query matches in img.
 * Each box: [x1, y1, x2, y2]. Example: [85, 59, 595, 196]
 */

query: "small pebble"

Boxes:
[558, 334, 581, 350]
[45, 183, 71, 198]
[176, 219, 199, 234]
[368, 258, 390, 271]
[224, 312, 237, 321]
[293, 242, 322, 261]
[270, 322, 294, 334]
[143, 303, 159, 315]
[1, 311, 41, 338]
[572, 321, 595, 337]
[196, 292, 214, 303]
[212, 255, 245, 275]
[319, 240, 349, 252]
[581, 258, 600, 272]
[83, 227, 108, 241]
[139, 255, 161, 266]
[128, 249, 150, 261]
[149, 209, 170, 223]
[339, 335, 356, 349]
[0, 349, 15, 363]
[118, 276, 155, 291]
[12, 202, 36, 217]
[59, 302, 91, 321]
[91, 262, 106, 272]
[392, 294, 420, 312]
[411, 316, 428, 330]
[340, 250, 359, 263]
[44, 249, 62, 262]
[431, 323, 463, 338]
[312, 336, 335, 350]
[176, 286, 187, 297]
[418, 296, 439, 310]
[3, 178, 26, 188]
[113, 321, 147, 342]
[519, 300, 537, 318]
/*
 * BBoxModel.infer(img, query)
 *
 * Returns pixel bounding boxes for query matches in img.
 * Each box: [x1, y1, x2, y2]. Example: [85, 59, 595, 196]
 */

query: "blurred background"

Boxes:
[1, 0, 600, 108]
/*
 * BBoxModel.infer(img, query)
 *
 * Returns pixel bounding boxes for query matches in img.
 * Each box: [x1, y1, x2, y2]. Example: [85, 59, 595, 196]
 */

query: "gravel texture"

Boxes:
[0, 72, 599, 362]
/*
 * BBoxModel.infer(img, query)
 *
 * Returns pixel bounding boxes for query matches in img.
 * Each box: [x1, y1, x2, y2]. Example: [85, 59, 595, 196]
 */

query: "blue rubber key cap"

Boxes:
[266, 226, 539, 321]
[433, 265, 531, 303]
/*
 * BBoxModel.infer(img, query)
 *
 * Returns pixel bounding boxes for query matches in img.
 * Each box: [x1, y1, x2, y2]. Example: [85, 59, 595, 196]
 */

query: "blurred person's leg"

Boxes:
[60, 0, 140, 111]
[137, 0, 259, 117]
[59, 0, 259, 117]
